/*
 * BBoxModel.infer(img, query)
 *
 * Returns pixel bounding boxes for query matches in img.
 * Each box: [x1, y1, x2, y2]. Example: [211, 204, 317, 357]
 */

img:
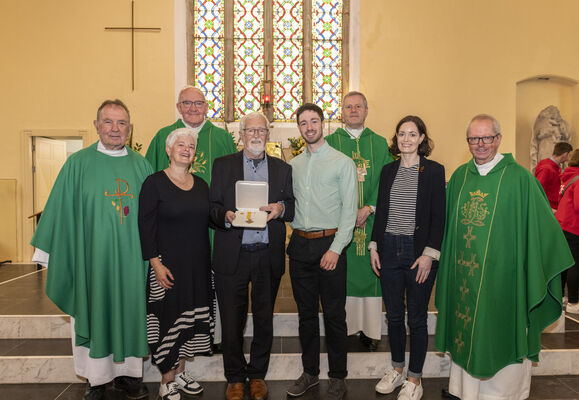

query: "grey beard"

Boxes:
[246, 145, 265, 157]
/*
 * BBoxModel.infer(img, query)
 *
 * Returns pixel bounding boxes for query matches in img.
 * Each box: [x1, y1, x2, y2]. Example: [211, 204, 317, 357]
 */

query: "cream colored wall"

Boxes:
[4, 0, 579, 261]
[359, 0, 579, 178]
[0, 0, 176, 261]
[516, 78, 576, 171]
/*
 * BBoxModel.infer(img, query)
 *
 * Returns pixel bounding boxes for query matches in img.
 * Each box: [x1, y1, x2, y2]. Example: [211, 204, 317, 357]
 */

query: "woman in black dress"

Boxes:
[370, 116, 445, 400]
[139, 128, 213, 400]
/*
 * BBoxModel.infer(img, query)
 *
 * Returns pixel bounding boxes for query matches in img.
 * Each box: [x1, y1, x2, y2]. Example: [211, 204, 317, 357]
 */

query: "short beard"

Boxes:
[303, 130, 322, 145]
[245, 140, 265, 157]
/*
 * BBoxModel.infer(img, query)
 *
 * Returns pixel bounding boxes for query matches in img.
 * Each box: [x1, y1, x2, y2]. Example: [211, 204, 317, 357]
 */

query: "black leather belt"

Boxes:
[241, 242, 269, 252]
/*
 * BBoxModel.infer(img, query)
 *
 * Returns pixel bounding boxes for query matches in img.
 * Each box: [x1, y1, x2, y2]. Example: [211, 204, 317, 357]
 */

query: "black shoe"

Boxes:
[113, 376, 149, 399]
[327, 378, 347, 400]
[212, 342, 223, 354]
[84, 384, 105, 400]
[359, 332, 379, 351]
[441, 388, 460, 399]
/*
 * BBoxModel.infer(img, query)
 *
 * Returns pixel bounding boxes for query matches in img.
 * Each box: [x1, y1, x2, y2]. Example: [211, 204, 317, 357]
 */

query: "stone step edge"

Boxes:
[0, 349, 576, 384]
[0, 313, 566, 339]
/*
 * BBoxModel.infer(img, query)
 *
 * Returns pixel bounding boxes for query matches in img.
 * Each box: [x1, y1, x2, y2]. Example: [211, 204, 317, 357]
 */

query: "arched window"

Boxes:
[189, 0, 349, 122]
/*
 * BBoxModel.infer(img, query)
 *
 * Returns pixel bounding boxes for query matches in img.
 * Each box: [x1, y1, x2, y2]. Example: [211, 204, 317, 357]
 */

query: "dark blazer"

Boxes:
[210, 151, 294, 277]
[371, 156, 446, 260]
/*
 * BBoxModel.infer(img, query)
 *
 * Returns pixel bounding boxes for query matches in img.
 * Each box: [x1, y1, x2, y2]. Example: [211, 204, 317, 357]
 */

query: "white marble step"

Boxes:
[1, 349, 577, 384]
[0, 313, 435, 339]
[0, 312, 565, 339]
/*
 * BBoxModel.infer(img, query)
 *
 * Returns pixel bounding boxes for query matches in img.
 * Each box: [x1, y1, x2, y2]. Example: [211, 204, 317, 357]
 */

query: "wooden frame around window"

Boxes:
[187, 0, 349, 122]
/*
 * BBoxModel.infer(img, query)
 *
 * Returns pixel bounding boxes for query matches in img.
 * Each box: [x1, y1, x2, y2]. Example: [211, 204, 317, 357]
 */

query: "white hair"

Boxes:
[166, 128, 198, 148]
[178, 85, 205, 101]
[466, 114, 501, 136]
[239, 111, 270, 131]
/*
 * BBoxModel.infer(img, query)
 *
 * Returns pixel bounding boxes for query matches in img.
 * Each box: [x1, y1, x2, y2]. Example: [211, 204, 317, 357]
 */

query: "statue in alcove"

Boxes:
[530, 105, 571, 171]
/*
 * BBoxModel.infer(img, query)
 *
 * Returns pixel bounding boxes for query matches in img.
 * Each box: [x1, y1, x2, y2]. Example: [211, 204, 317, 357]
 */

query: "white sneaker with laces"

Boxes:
[397, 380, 423, 400]
[567, 302, 579, 314]
[375, 369, 405, 394]
[175, 371, 203, 395]
[159, 381, 181, 400]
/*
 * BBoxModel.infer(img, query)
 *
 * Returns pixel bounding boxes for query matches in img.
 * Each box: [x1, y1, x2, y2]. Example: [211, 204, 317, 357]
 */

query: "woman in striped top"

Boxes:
[369, 116, 446, 400]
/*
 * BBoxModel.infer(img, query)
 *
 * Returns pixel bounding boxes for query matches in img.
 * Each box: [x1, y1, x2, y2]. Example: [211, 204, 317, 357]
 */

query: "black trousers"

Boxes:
[214, 247, 275, 382]
[287, 233, 347, 379]
[562, 230, 579, 303]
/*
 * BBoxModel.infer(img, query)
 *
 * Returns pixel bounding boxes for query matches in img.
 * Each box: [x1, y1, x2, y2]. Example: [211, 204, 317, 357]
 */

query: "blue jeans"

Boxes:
[379, 232, 437, 378]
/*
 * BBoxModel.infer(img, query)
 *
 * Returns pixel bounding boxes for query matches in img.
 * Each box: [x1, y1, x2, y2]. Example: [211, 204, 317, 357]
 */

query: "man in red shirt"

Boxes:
[535, 142, 573, 210]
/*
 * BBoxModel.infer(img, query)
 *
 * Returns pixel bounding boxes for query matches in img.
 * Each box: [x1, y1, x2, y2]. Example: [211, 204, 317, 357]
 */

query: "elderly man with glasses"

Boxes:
[146, 85, 237, 184]
[209, 112, 295, 400]
[434, 114, 573, 400]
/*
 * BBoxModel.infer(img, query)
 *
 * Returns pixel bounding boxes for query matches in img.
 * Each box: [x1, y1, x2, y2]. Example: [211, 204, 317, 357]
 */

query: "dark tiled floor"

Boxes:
[0, 263, 417, 315]
[2, 377, 579, 400]
[0, 264, 62, 315]
[0, 263, 39, 283]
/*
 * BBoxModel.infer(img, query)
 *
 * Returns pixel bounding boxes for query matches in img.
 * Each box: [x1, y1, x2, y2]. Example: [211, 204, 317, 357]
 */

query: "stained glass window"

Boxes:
[192, 0, 225, 119]
[233, 1, 265, 120]
[312, 0, 343, 120]
[273, 0, 303, 121]
[191, 0, 345, 122]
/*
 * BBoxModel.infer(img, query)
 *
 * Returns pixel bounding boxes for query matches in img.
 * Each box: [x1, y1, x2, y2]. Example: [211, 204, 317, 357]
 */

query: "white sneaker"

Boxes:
[375, 369, 405, 394]
[159, 381, 180, 400]
[175, 371, 203, 395]
[397, 380, 423, 400]
[567, 302, 579, 314]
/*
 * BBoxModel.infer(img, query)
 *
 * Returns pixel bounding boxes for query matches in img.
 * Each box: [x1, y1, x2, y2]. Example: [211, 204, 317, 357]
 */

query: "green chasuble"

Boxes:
[145, 119, 237, 184]
[435, 154, 573, 378]
[326, 128, 393, 297]
[31, 143, 153, 362]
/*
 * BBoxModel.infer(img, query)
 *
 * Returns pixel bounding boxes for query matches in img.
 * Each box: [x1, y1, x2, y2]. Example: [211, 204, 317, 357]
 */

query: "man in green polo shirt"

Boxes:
[286, 103, 357, 400]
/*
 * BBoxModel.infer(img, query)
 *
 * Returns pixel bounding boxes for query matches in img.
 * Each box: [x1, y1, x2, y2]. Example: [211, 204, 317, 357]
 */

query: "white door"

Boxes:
[33, 137, 67, 213]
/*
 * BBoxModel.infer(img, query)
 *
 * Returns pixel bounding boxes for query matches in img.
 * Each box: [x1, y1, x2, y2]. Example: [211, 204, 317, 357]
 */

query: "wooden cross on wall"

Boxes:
[105, 0, 161, 91]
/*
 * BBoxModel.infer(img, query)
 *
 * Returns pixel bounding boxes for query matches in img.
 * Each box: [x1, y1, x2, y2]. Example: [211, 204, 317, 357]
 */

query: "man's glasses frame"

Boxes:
[179, 100, 206, 108]
[243, 128, 269, 137]
[466, 135, 500, 145]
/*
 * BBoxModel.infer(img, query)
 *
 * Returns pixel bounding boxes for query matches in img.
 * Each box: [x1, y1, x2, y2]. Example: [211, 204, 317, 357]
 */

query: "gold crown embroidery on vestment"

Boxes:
[469, 189, 488, 198]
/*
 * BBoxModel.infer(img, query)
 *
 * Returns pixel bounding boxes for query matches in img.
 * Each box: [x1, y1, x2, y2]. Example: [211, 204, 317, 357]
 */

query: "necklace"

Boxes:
[165, 168, 193, 190]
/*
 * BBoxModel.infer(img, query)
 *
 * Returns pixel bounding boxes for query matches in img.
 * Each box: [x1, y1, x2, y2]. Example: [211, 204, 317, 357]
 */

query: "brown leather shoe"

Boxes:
[249, 379, 268, 400]
[226, 382, 245, 400]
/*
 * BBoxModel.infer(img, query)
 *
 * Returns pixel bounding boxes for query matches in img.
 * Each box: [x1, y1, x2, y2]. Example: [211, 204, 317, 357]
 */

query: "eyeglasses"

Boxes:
[179, 100, 206, 108]
[466, 135, 499, 145]
[243, 128, 268, 136]
[343, 104, 365, 111]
